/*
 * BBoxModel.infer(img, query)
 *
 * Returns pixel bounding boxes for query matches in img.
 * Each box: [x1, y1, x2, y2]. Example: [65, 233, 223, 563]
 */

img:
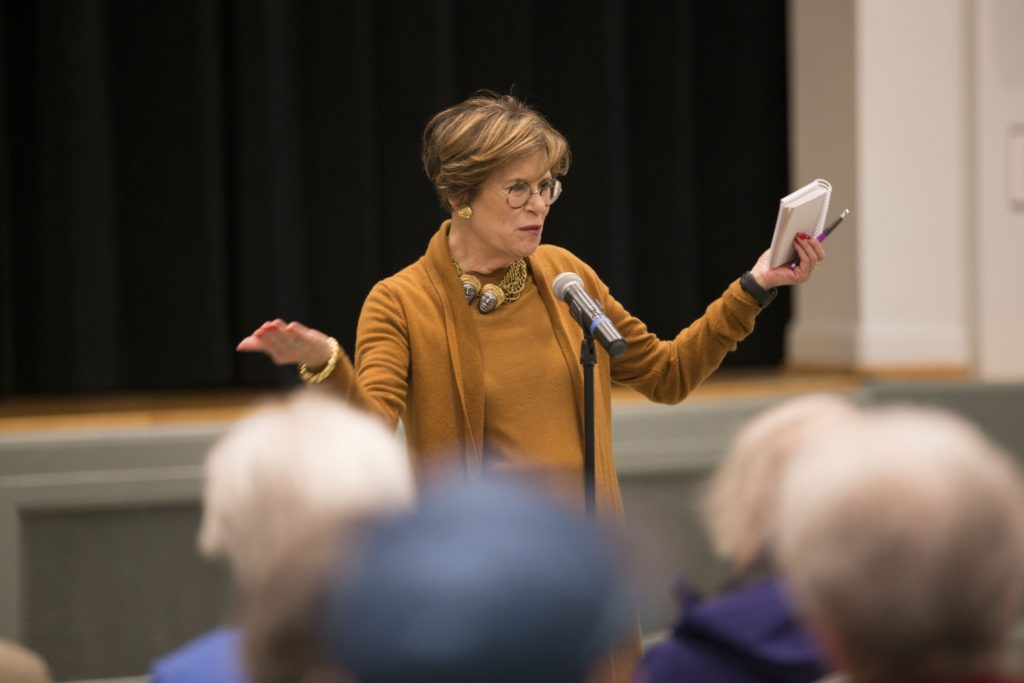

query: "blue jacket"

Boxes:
[636, 578, 828, 683]
[150, 628, 248, 683]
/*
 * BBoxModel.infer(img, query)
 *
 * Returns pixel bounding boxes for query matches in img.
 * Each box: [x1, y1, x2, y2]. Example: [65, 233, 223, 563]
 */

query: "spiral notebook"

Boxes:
[768, 179, 831, 268]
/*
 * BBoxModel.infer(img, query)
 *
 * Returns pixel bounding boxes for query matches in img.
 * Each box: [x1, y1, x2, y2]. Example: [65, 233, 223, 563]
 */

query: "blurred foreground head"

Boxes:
[704, 393, 861, 573]
[321, 480, 634, 683]
[198, 389, 415, 593]
[0, 639, 52, 683]
[197, 390, 415, 683]
[776, 405, 1024, 681]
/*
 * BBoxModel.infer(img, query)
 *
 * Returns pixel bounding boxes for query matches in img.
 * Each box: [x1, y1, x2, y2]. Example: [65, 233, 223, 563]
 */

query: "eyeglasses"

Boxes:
[499, 178, 563, 209]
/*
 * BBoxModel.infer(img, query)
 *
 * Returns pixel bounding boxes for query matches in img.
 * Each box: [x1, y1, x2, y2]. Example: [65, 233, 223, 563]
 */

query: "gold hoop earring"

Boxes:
[456, 205, 473, 219]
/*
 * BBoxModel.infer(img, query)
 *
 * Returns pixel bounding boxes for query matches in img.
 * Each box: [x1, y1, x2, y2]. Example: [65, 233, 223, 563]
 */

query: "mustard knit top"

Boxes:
[326, 222, 764, 519]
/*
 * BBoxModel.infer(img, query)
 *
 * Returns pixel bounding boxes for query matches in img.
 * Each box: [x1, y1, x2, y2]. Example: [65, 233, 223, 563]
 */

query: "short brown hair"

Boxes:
[421, 91, 571, 211]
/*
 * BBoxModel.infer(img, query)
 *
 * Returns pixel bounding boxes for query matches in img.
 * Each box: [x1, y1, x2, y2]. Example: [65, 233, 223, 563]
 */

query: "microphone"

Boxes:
[551, 272, 627, 357]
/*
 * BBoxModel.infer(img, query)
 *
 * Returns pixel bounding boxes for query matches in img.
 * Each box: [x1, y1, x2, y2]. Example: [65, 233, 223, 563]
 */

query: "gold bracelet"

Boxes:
[298, 337, 341, 384]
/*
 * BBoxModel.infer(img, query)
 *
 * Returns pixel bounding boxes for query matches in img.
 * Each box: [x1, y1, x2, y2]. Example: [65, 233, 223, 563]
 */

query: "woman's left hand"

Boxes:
[749, 233, 826, 289]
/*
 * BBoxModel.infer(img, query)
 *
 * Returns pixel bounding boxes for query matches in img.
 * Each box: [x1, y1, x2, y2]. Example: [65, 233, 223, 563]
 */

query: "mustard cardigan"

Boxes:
[328, 222, 762, 517]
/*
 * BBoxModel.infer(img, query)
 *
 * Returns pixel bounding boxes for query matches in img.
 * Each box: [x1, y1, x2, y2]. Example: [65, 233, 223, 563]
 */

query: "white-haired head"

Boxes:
[776, 405, 1024, 680]
[702, 393, 861, 572]
[198, 389, 415, 592]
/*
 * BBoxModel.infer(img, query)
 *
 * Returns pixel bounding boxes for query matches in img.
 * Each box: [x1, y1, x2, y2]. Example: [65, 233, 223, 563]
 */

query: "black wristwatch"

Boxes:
[739, 271, 777, 308]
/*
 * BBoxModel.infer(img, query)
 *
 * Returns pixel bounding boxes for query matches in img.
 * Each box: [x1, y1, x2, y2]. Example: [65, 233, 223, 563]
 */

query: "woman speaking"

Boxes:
[237, 91, 824, 515]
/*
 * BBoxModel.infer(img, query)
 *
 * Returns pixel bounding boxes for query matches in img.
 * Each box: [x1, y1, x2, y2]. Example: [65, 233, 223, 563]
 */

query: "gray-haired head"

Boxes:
[198, 389, 415, 593]
[776, 405, 1024, 680]
[703, 393, 861, 572]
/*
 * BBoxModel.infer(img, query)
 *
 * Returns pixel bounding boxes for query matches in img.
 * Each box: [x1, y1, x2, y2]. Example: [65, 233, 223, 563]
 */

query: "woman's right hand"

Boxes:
[236, 319, 335, 369]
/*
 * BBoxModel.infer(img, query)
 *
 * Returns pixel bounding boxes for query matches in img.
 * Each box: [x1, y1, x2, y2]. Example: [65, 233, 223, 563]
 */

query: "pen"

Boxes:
[790, 208, 850, 267]
[818, 208, 850, 242]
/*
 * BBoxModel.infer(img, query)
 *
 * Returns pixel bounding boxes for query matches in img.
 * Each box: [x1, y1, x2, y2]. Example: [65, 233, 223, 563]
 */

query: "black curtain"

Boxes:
[0, 0, 789, 396]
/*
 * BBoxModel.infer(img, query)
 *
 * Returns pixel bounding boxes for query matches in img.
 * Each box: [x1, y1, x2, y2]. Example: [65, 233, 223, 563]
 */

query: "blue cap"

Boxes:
[320, 480, 633, 683]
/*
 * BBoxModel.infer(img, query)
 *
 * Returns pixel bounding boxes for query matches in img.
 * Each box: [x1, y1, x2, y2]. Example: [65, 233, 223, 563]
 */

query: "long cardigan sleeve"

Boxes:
[571, 256, 763, 402]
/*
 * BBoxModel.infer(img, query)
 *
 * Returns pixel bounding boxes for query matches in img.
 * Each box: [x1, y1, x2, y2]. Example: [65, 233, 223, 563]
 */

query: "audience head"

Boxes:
[776, 405, 1024, 681]
[0, 639, 52, 683]
[241, 525, 352, 683]
[703, 393, 861, 573]
[320, 479, 634, 683]
[198, 389, 416, 593]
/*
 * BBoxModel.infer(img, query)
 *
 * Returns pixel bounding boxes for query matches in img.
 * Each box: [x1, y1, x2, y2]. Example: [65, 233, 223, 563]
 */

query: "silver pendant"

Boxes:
[478, 290, 498, 313]
[459, 274, 481, 305]
[478, 284, 505, 313]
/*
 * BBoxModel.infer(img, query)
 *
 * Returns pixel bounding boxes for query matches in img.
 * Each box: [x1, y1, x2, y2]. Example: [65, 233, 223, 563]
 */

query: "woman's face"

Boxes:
[461, 150, 554, 265]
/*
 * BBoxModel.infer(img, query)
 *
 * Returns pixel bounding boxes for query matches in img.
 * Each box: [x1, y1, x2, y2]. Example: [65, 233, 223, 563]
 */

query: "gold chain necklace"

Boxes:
[452, 258, 528, 313]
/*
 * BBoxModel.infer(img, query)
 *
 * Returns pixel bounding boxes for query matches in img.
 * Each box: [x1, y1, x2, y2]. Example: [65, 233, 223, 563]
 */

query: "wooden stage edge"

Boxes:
[0, 366, 972, 434]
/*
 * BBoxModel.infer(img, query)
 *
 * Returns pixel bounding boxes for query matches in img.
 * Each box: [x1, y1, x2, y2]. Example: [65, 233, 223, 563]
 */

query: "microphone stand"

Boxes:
[579, 333, 597, 519]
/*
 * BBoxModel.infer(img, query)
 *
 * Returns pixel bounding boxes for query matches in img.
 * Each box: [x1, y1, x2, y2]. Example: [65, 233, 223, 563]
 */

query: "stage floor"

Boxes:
[0, 367, 951, 434]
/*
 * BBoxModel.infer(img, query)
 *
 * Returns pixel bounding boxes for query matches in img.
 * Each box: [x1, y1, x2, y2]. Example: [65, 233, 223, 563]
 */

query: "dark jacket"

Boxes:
[636, 578, 828, 683]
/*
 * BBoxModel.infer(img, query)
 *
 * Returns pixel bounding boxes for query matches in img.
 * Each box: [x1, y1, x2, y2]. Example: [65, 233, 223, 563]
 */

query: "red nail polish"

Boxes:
[797, 233, 810, 240]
